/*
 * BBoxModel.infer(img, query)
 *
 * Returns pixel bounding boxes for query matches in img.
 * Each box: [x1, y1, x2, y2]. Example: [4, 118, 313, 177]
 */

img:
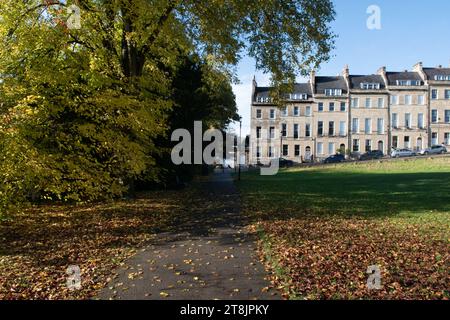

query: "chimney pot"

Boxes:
[377, 66, 386, 75]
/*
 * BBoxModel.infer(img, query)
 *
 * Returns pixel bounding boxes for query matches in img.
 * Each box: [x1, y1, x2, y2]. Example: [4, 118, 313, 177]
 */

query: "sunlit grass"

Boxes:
[239, 157, 450, 239]
[239, 157, 450, 299]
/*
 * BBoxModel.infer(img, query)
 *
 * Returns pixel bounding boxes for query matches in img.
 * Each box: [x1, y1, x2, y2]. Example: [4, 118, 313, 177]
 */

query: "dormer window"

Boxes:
[396, 80, 421, 86]
[434, 75, 450, 81]
[360, 83, 380, 90]
[325, 89, 342, 96]
[290, 93, 308, 100]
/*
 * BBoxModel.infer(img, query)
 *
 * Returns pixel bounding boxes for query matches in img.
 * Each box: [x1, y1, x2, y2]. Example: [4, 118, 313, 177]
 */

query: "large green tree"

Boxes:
[0, 0, 335, 211]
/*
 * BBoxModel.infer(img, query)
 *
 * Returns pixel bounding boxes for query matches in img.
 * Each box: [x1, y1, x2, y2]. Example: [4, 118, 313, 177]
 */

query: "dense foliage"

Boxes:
[0, 0, 335, 213]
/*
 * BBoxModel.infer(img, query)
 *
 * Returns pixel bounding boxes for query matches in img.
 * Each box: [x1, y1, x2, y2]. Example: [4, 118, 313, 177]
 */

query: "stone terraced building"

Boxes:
[250, 63, 450, 164]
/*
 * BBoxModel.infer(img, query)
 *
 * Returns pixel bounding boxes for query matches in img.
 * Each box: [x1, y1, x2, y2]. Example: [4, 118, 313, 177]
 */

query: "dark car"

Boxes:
[359, 150, 384, 161]
[278, 158, 294, 168]
[323, 154, 345, 164]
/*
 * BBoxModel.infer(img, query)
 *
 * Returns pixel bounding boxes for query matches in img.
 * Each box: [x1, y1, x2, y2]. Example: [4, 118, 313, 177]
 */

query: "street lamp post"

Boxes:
[238, 119, 242, 181]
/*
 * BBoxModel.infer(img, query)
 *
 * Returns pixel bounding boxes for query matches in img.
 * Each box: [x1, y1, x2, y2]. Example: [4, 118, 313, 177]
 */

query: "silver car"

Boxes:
[391, 148, 415, 158]
[419, 145, 447, 155]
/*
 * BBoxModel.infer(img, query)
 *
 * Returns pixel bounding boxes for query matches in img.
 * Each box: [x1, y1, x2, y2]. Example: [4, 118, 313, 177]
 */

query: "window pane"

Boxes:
[317, 143, 323, 154]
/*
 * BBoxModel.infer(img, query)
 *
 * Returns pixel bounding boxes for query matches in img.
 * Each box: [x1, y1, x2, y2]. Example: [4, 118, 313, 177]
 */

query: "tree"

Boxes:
[153, 54, 238, 185]
[0, 0, 335, 212]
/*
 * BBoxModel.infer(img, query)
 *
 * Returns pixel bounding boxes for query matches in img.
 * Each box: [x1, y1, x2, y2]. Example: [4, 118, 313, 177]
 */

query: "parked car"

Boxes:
[278, 158, 294, 168]
[359, 150, 384, 161]
[323, 154, 345, 164]
[418, 145, 447, 155]
[391, 148, 415, 158]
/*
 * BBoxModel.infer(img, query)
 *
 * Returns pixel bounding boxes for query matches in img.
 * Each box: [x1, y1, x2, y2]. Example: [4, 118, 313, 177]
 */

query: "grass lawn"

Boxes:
[238, 157, 450, 300]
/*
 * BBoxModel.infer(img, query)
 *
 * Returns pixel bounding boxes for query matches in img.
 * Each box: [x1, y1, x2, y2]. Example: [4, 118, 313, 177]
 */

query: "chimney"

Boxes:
[377, 66, 386, 75]
[342, 64, 349, 78]
[310, 70, 316, 94]
[377, 66, 388, 87]
[413, 61, 423, 72]
[251, 75, 257, 103]
[413, 61, 427, 82]
[342, 64, 350, 90]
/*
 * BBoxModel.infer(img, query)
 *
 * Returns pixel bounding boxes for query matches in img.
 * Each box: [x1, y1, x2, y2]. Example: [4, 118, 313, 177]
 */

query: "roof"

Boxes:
[386, 71, 423, 85]
[254, 83, 312, 101]
[315, 76, 347, 94]
[423, 67, 450, 79]
[349, 74, 386, 89]
[254, 87, 271, 99]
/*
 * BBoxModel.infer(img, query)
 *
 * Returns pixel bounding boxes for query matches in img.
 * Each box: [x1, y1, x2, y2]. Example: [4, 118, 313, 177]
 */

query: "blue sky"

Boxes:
[232, 0, 450, 135]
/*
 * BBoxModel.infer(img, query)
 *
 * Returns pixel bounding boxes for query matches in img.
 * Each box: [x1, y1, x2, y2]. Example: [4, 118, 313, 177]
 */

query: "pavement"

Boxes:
[96, 170, 280, 300]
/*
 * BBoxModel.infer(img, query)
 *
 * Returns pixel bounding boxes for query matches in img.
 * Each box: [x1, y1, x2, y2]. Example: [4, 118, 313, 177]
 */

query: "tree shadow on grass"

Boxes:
[0, 174, 247, 269]
[239, 170, 450, 220]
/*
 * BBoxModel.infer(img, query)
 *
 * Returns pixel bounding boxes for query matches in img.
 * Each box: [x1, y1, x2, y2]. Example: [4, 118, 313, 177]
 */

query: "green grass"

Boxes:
[239, 158, 450, 238]
[238, 157, 450, 299]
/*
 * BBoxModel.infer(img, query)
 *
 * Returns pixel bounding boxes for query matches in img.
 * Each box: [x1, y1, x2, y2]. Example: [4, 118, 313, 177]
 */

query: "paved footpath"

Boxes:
[97, 170, 280, 300]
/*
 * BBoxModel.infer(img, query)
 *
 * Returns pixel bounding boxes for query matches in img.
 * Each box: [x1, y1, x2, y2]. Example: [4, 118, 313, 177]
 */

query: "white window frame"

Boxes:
[351, 98, 359, 108]
[269, 127, 275, 139]
[360, 83, 380, 90]
[305, 106, 312, 116]
[256, 126, 262, 139]
[305, 123, 311, 137]
[405, 113, 412, 129]
[365, 118, 372, 134]
[431, 110, 438, 123]
[431, 89, 438, 100]
[377, 118, 384, 134]
[390, 95, 398, 105]
[352, 118, 359, 133]
[445, 90, 450, 100]
[445, 110, 450, 123]
[339, 121, 346, 136]
[404, 136, 411, 149]
[325, 89, 343, 96]
[444, 133, 450, 145]
[418, 113, 424, 129]
[328, 142, 335, 155]
[418, 95, 425, 105]
[405, 95, 412, 105]
[365, 139, 372, 152]
[396, 80, 420, 86]
[281, 123, 287, 137]
[282, 144, 289, 157]
[392, 113, 398, 128]
[431, 133, 438, 146]
[294, 145, 301, 157]
[293, 123, 299, 138]
[270, 109, 276, 119]
[434, 75, 450, 81]
[317, 142, 324, 155]
[353, 139, 360, 152]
